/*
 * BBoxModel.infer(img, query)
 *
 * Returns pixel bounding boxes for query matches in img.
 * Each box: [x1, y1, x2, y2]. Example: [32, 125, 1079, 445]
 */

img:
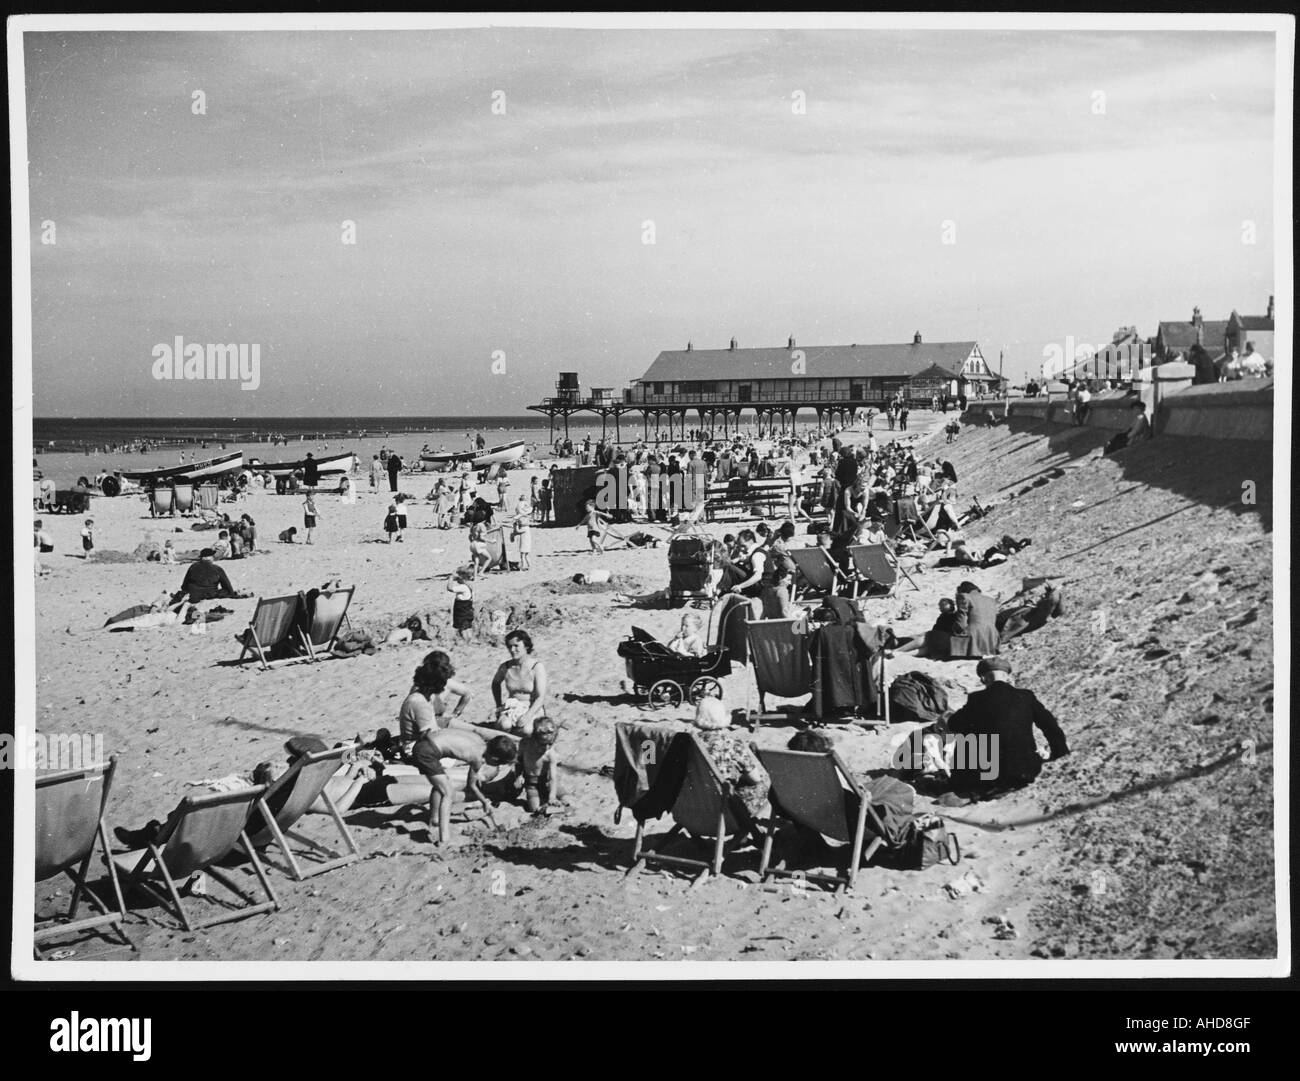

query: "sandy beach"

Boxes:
[27, 407, 1274, 964]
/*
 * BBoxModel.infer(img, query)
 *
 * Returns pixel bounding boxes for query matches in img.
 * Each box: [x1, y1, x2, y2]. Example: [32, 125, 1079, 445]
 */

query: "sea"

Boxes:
[32, 413, 825, 454]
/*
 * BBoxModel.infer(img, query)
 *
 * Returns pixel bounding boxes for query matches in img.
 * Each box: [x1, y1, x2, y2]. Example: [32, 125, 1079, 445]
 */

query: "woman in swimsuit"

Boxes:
[489, 629, 548, 736]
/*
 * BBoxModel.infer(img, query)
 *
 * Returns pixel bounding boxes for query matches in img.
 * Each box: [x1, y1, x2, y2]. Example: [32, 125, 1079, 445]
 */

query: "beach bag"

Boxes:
[904, 814, 961, 869]
[889, 671, 952, 725]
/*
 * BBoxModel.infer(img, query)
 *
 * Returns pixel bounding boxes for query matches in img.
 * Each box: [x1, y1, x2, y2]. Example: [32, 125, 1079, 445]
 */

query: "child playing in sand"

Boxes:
[412, 727, 517, 851]
[303, 492, 318, 544]
[279, 526, 298, 544]
[80, 518, 95, 559]
[481, 716, 563, 815]
[581, 499, 611, 553]
[395, 493, 409, 535]
[667, 611, 707, 657]
[468, 517, 492, 577]
[384, 502, 402, 543]
[538, 479, 553, 524]
[447, 566, 475, 640]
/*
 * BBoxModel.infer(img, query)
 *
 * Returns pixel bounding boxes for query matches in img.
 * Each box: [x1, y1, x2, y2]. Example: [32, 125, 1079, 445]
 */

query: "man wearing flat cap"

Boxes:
[943, 656, 1069, 800]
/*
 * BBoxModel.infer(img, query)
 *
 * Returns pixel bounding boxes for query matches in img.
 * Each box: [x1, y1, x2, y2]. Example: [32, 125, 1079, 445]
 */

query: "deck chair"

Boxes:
[753, 747, 891, 892]
[788, 546, 850, 600]
[112, 786, 279, 931]
[196, 483, 219, 513]
[172, 482, 196, 514]
[629, 733, 756, 883]
[297, 586, 355, 661]
[747, 617, 812, 724]
[151, 486, 174, 516]
[34, 757, 134, 956]
[248, 744, 361, 880]
[236, 594, 308, 670]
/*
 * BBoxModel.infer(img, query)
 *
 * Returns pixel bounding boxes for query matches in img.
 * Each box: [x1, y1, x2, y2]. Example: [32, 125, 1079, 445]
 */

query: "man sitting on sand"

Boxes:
[171, 548, 248, 604]
[939, 657, 1069, 805]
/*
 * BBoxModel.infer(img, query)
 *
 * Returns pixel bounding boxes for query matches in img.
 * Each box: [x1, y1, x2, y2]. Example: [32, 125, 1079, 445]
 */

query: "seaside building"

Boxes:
[529, 333, 994, 441]
[1225, 295, 1275, 360]
[1152, 306, 1230, 363]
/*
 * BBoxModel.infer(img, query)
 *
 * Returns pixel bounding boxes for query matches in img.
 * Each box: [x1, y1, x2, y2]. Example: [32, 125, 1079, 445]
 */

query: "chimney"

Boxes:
[913, 331, 922, 345]
[788, 335, 795, 349]
[1192, 306, 1202, 328]
[729, 336, 737, 351]
[1268, 294, 1275, 321]
[686, 340, 692, 351]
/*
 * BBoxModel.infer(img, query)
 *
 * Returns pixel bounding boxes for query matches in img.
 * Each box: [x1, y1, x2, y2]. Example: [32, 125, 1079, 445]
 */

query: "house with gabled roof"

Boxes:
[1225, 295, 1274, 360]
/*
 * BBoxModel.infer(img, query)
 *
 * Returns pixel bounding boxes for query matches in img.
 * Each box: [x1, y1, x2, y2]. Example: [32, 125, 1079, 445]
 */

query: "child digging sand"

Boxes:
[384, 502, 402, 543]
[481, 716, 564, 815]
[80, 518, 95, 558]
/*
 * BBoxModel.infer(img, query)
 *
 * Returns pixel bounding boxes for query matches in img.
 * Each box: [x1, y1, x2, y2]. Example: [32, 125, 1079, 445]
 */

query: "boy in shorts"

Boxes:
[412, 727, 517, 850]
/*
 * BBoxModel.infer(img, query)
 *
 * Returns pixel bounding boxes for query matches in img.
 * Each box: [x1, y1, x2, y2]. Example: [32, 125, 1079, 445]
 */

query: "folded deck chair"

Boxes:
[34, 757, 134, 956]
[172, 482, 196, 514]
[236, 594, 308, 670]
[628, 732, 756, 882]
[111, 786, 279, 931]
[746, 617, 812, 724]
[753, 747, 892, 892]
[196, 483, 219, 513]
[788, 546, 849, 600]
[247, 743, 361, 880]
[297, 586, 355, 661]
[151, 486, 174, 516]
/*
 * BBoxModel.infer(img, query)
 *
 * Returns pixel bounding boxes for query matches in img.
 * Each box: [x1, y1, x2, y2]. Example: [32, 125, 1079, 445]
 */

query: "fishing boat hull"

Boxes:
[420, 450, 476, 472]
[470, 440, 528, 468]
[119, 452, 243, 485]
[247, 451, 356, 478]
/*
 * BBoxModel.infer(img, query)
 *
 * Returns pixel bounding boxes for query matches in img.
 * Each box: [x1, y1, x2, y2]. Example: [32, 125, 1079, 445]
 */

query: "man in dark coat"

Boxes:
[303, 453, 319, 488]
[951, 581, 1000, 656]
[945, 657, 1068, 798]
[387, 451, 403, 493]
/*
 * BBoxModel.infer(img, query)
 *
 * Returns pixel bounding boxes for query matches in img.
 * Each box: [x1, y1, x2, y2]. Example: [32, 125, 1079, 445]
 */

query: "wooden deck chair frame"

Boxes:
[151, 486, 174, 517]
[114, 787, 279, 932]
[250, 744, 362, 880]
[297, 586, 355, 661]
[34, 757, 134, 956]
[847, 543, 898, 599]
[237, 593, 308, 670]
[752, 747, 891, 893]
[788, 546, 849, 601]
[629, 734, 754, 884]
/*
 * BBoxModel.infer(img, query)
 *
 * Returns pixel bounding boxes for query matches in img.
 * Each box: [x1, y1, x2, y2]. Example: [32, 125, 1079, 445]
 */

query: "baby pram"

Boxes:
[667, 531, 713, 606]
[617, 595, 749, 710]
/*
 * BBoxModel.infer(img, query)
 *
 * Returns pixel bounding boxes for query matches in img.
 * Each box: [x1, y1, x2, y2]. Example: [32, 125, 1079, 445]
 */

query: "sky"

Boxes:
[22, 25, 1279, 416]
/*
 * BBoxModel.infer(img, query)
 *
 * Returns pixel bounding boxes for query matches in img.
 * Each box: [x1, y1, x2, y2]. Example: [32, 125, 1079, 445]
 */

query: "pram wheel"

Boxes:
[647, 680, 684, 710]
[688, 677, 722, 704]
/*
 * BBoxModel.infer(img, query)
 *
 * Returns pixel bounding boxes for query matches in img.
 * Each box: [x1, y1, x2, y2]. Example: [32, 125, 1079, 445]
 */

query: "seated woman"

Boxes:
[892, 597, 958, 658]
[691, 696, 770, 824]
[489, 629, 548, 736]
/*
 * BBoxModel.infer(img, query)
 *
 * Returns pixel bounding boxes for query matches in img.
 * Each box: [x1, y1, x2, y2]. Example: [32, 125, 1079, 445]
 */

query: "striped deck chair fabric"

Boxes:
[299, 586, 354, 661]
[788, 546, 847, 599]
[172, 482, 195, 514]
[746, 617, 812, 717]
[151, 487, 174, 516]
[848, 543, 897, 597]
[196, 483, 220, 512]
[237, 594, 307, 670]
[112, 787, 279, 931]
[248, 744, 361, 880]
[754, 747, 889, 892]
[34, 757, 133, 955]
[629, 733, 754, 880]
